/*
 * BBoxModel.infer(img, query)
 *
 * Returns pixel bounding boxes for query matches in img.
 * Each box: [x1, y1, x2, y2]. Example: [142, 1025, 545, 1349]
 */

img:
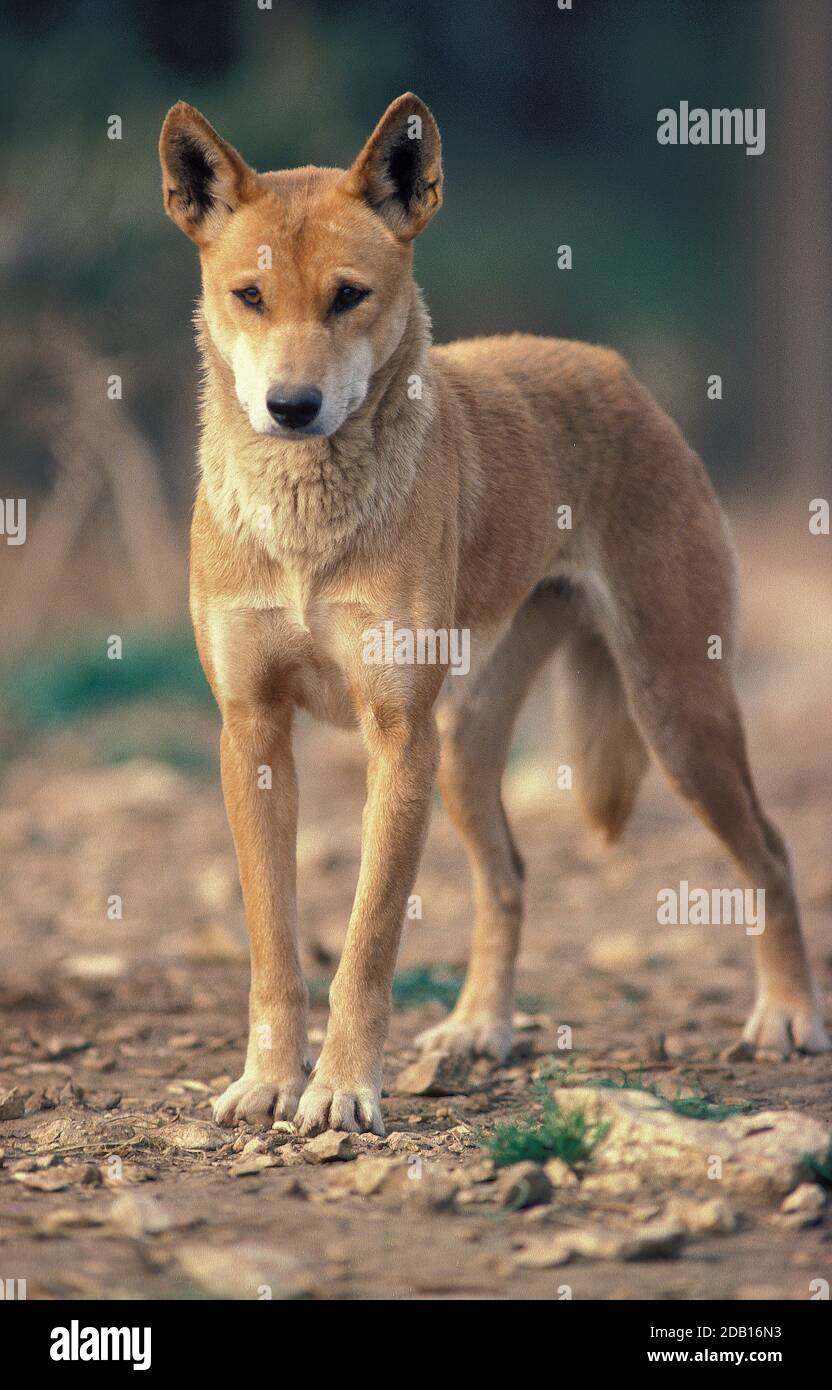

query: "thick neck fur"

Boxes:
[196, 286, 435, 572]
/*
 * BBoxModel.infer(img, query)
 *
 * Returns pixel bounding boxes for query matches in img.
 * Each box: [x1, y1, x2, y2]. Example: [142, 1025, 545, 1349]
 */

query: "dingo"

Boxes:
[159, 94, 829, 1135]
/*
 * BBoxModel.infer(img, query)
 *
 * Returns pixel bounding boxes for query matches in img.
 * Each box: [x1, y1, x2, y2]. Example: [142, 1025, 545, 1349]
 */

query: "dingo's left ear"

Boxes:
[159, 102, 254, 246]
[346, 93, 442, 241]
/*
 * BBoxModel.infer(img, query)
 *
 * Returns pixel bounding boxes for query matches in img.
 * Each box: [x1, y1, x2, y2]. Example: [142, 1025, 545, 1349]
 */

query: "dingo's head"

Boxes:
[160, 95, 442, 439]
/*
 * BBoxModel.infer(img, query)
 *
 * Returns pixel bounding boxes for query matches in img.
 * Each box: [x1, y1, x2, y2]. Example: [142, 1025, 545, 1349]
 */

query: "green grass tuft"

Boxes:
[390, 965, 463, 1011]
[481, 1082, 609, 1168]
[661, 1092, 752, 1121]
[307, 965, 464, 1013]
[802, 1140, 832, 1187]
[536, 1057, 753, 1121]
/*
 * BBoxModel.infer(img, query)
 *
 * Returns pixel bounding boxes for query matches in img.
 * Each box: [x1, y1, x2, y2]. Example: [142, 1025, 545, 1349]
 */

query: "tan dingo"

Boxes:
[159, 93, 829, 1135]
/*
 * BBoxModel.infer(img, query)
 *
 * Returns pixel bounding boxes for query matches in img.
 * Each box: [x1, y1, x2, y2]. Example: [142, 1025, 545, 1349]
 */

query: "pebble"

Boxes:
[543, 1157, 579, 1188]
[301, 1131, 359, 1163]
[0, 1088, 25, 1120]
[229, 1152, 283, 1177]
[395, 1052, 471, 1097]
[665, 1195, 738, 1235]
[160, 1121, 225, 1152]
[495, 1161, 553, 1210]
[779, 1183, 825, 1228]
[14, 1163, 101, 1192]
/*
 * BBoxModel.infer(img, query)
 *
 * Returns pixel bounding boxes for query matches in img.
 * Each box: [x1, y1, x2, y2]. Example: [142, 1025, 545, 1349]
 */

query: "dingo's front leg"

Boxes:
[295, 716, 440, 1135]
[213, 701, 310, 1126]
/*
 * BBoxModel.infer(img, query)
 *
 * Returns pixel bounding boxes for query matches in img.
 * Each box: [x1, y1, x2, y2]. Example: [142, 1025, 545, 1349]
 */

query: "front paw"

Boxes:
[294, 1078, 385, 1137]
[212, 1074, 307, 1127]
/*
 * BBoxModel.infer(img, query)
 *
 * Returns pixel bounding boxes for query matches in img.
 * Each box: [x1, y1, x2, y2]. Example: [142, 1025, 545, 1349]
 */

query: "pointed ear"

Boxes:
[345, 93, 442, 241]
[159, 102, 254, 245]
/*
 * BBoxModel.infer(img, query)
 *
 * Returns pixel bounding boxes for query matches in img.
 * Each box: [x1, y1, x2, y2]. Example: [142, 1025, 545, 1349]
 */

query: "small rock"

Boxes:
[44, 1035, 90, 1061]
[267, 1131, 297, 1150]
[386, 1131, 423, 1154]
[160, 1121, 225, 1152]
[515, 1219, 686, 1268]
[515, 1230, 615, 1268]
[665, 1195, 738, 1235]
[543, 1157, 579, 1188]
[617, 1219, 687, 1261]
[512, 1011, 550, 1032]
[242, 1137, 267, 1155]
[279, 1148, 307, 1167]
[343, 1155, 455, 1209]
[302, 1131, 359, 1164]
[57, 1080, 86, 1107]
[780, 1183, 825, 1228]
[496, 1161, 553, 1210]
[60, 953, 126, 980]
[395, 1052, 470, 1097]
[109, 1193, 172, 1237]
[178, 1242, 313, 1300]
[587, 931, 649, 971]
[95, 1092, 123, 1112]
[349, 1157, 403, 1196]
[0, 1088, 25, 1120]
[455, 1157, 496, 1188]
[456, 1185, 498, 1207]
[38, 1207, 107, 1235]
[229, 1153, 283, 1177]
[782, 1182, 825, 1214]
[14, 1163, 100, 1192]
[582, 1171, 643, 1197]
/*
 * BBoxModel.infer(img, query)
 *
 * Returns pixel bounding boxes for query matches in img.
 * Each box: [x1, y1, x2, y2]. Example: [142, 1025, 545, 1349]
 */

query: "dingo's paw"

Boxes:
[294, 1080, 385, 1137]
[414, 1016, 512, 1064]
[730, 994, 831, 1059]
[212, 1075, 306, 1127]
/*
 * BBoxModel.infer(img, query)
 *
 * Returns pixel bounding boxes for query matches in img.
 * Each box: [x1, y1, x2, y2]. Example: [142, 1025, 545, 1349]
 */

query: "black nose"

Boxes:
[266, 386, 323, 430]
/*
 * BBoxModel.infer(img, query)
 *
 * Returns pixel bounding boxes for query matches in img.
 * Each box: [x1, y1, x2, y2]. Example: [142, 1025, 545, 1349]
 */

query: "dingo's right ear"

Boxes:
[159, 103, 254, 246]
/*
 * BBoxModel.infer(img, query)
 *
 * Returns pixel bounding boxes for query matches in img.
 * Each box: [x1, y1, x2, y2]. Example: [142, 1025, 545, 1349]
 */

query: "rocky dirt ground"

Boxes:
[1, 516, 831, 1301]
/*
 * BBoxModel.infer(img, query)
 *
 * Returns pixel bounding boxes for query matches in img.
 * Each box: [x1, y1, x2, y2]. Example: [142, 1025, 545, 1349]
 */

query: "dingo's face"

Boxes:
[160, 95, 442, 439]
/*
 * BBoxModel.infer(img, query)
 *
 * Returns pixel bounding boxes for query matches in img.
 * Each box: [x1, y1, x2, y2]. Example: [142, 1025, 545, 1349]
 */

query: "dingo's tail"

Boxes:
[558, 606, 648, 843]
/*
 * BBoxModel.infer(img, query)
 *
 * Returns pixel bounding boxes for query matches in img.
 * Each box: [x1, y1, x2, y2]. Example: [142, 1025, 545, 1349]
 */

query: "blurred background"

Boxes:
[1, 0, 830, 651]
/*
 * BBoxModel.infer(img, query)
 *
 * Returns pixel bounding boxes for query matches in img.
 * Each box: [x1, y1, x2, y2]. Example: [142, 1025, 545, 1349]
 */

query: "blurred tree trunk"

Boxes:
[764, 0, 832, 497]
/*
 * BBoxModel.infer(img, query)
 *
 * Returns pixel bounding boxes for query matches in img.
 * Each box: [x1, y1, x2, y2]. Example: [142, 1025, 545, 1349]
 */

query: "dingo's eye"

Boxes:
[234, 286, 262, 308]
[331, 284, 370, 315]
